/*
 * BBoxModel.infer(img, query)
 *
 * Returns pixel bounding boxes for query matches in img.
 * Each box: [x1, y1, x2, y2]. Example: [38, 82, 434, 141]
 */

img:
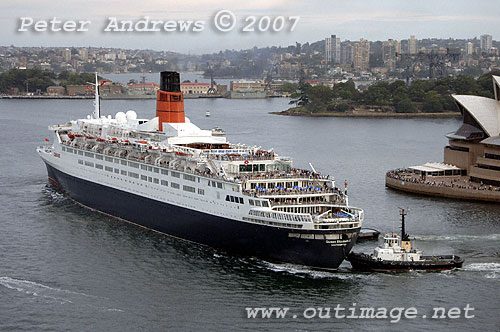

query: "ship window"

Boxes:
[85, 152, 94, 158]
[198, 189, 204, 195]
[128, 172, 139, 179]
[171, 171, 180, 178]
[154, 168, 159, 173]
[161, 180, 168, 186]
[153, 178, 159, 184]
[121, 170, 127, 175]
[84, 161, 94, 167]
[161, 169, 168, 175]
[183, 174, 196, 182]
[141, 165, 147, 170]
[183, 185, 195, 193]
[78, 159, 83, 165]
[121, 160, 127, 165]
[217, 182, 223, 189]
[171, 182, 180, 189]
[105, 166, 113, 172]
[253, 164, 259, 172]
[239, 197, 244, 204]
[78, 151, 83, 155]
[105, 156, 113, 162]
[148, 166, 152, 172]
[114, 168, 119, 174]
[62, 147, 66, 152]
[249, 199, 254, 206]
[230, 196, 235, 202]
[226, 195, 230, 201]
[95, 164, 103, 170]
[255, 200, 261, 207]
[141, 175, 147, 181]
[148, 177, 152, 182]
[96, 155, 103, 160]
[114, 158, 119, 164]
[129, 162, 139, 168]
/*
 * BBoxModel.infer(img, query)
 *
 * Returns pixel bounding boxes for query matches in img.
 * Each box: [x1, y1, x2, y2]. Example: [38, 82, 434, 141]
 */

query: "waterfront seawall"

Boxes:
[385, 175, 500, 203]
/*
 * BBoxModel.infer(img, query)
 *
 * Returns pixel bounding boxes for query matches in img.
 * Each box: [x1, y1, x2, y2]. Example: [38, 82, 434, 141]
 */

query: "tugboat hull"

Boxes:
[348, 253, 464, 271]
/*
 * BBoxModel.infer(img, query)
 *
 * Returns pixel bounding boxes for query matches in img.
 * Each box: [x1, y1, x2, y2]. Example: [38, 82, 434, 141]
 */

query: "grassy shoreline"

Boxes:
[271, 110, 461, 118]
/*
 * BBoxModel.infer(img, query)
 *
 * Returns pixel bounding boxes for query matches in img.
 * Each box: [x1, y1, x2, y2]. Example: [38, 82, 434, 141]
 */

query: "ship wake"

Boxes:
[0, 276, 124, 312]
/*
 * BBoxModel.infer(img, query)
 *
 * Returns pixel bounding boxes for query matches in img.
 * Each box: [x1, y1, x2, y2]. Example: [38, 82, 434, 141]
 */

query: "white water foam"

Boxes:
[463, 263, 500, 272]
[413, 234, 500, 242]
[0, 276, 124, 311]
[41, 186, 67, 203]
[259, 261, 378, 281]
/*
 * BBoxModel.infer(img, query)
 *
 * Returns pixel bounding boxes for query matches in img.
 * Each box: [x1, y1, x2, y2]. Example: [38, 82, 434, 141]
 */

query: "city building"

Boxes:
[382, 39, 397, 70]
[126, 82, 159, 95]
[180, 82, 215, 95]
[66, 85, 89, 96]
[409, 35, 418, 54]
[230, 80, 266, 92]
[63, 48, 71, 62]
[341, 42, 353, 66]
[79, 48, 88, 60]
[480, 34, 493, 54]
[325, 35, 341, 64]
[353, 39, 370, 71]
[46, 86, 65, 96]
[466, 42, 474, 56]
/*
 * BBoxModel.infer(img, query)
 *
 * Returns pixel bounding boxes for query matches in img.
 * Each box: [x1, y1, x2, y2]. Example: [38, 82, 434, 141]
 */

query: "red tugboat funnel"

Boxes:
[156, 71, 185, 131]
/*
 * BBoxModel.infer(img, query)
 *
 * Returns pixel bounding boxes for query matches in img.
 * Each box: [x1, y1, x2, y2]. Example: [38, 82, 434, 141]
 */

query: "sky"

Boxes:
[1, 0, 499, 54]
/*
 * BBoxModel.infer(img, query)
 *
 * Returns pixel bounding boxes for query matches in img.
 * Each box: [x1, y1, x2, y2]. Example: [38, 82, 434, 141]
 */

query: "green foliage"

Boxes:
[422, 91, 443, 113]
[395, 98, 417, 113]
[279, 82, 298, 93]
[362, 82, 391, 105]
[287, 71, 500, 114]
[327, 103, 350, 113]
[59, 72, 100, 87]
[0, 68, 56, 93]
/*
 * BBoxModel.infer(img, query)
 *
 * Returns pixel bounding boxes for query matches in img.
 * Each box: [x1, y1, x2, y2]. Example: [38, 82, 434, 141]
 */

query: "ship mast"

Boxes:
[400, 208, 409, 241]
[91, 72, 100, 119]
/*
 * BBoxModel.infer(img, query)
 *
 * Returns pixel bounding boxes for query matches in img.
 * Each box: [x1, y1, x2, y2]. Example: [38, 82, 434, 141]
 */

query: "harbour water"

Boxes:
[0, 96, 499, 331]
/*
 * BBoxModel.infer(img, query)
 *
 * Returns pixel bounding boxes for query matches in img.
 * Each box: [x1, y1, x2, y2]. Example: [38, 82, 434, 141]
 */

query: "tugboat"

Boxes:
[348, 209, 464, 271]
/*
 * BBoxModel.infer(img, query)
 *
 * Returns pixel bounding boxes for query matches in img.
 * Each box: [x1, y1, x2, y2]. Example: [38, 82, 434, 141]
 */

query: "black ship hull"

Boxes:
[44, 163, 359, 270]
[348, 252, 464, 271]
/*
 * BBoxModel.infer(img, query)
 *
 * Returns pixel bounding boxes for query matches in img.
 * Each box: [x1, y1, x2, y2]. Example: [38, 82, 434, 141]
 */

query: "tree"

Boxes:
[289, 75, 311, 107]
[306, 85, 335, 112]
[395, 98, 417, 113]
[422, 91, 443, 113]
[362, 83, 391, 105]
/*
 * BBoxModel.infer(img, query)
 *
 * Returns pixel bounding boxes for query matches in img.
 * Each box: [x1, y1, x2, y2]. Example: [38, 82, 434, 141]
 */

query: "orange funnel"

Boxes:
[156, 71, 185, 131]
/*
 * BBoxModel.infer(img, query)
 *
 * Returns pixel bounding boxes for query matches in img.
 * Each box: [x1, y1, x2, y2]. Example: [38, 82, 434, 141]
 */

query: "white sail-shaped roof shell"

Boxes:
[452, 93, 500, 137]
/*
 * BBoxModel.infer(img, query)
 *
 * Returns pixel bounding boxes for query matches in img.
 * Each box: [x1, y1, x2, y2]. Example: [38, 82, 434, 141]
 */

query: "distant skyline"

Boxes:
[1, 0, 499, 54]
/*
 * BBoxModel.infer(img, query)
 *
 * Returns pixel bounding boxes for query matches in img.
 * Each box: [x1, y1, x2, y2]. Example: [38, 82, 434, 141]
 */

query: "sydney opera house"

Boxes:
[445, 75, 500, 186]
[386, 75, 500, 202]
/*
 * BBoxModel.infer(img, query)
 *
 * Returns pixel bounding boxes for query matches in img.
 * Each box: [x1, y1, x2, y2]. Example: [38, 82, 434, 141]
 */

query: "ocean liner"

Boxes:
[37, 72, 364, 269]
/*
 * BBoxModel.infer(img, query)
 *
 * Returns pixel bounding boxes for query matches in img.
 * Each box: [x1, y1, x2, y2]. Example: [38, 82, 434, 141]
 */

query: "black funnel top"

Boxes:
[160, 71, 180, 92]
